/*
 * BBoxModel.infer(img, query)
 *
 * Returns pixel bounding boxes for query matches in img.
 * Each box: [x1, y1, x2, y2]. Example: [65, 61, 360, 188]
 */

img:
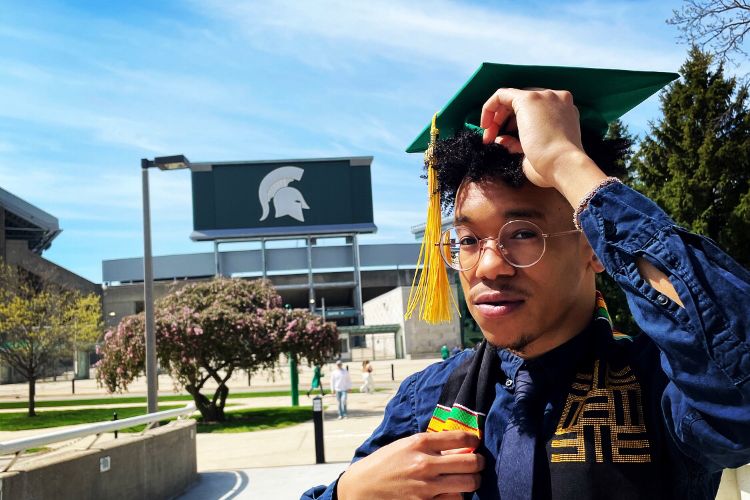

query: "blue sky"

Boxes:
[0, 0, 740, 283]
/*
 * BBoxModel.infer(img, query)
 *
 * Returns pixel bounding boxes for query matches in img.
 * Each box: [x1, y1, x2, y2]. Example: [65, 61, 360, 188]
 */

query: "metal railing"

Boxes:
[0, 403, 196, 472]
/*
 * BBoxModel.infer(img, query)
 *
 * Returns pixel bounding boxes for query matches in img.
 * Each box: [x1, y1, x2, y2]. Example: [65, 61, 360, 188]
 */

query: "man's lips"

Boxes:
[472, 291, 526, 318]
[473, 291, 526, 305]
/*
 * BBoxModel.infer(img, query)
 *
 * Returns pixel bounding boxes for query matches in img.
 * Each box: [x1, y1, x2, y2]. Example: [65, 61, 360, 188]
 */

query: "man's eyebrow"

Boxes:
[504, 208, 546, 220]
[454, 208, 546, 224]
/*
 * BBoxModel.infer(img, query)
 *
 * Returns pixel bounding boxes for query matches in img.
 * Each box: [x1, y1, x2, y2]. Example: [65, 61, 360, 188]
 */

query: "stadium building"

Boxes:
[0, 187, 99, 382]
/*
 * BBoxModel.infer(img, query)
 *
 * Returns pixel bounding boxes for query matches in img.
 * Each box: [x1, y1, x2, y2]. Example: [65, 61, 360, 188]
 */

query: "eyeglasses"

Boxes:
[438, 220, 581, 271]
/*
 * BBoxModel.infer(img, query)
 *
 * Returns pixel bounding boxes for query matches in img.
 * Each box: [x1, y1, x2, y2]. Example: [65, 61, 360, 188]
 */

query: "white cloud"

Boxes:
[192, 0, 686, 71]
[0, 160, 192, 221]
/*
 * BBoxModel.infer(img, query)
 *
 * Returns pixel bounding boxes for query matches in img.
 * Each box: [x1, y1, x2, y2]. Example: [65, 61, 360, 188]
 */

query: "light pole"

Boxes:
[141, 154, 190, 414]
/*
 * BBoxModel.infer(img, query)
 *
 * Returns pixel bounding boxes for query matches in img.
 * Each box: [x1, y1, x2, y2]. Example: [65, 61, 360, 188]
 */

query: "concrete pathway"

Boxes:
[196, 391, 391, 470]
[179, 390, 392, 499]
[177, 463, 348, 500]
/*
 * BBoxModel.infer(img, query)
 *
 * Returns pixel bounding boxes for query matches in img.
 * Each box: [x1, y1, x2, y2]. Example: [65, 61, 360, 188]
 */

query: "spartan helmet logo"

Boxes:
[258, 166, 310, 222]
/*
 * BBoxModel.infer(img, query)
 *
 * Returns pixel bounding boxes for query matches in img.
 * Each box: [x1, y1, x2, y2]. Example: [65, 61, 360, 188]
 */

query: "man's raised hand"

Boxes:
[480, 88, 608, 209]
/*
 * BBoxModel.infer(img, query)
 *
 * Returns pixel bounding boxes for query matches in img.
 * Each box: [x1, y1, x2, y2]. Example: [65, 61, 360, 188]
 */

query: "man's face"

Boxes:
[455, 179, 602, 358]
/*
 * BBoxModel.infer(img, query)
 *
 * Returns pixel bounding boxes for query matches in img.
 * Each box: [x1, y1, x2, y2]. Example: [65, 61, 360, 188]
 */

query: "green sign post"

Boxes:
[290, 355, 299, 407]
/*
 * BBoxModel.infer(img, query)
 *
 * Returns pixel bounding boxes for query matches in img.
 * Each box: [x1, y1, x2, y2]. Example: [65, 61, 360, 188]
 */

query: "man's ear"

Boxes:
[581, 239, 605, 273]
[590, 252, 605, 273]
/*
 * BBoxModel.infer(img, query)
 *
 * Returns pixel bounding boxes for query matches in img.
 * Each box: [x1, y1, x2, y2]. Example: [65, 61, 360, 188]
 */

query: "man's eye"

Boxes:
[510, 230, 539, 240]
[458, 237, 478, 246]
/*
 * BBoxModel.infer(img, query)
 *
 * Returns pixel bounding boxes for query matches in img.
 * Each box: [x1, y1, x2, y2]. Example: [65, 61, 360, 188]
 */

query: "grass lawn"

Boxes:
[0, 405, 182, 431]
[0, 388, 380, 410]
[195, 406, 313, 433]
[0, 404, 317, 433]
[0, 390, 291, 410]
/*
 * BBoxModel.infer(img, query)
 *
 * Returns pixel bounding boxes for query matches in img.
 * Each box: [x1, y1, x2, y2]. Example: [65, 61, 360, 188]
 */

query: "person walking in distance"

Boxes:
[440, 344, 450, 360]
[306, 365, 324, 398]
[330, 360, 352, 419]
[360, 360, 374, 394]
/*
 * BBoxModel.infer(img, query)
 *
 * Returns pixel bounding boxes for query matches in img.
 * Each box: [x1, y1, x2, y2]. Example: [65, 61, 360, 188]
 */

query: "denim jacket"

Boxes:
[302, 183, 750, 499]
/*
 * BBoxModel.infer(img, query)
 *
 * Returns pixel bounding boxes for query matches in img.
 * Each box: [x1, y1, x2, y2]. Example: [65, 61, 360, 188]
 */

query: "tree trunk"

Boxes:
[215, 384, 229, 416]
[28, 376, 36, 417]
[186, 385, 225, 422]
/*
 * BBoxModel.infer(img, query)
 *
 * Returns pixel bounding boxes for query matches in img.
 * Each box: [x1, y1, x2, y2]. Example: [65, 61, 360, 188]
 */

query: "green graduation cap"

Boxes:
[406, 63, 679, 153]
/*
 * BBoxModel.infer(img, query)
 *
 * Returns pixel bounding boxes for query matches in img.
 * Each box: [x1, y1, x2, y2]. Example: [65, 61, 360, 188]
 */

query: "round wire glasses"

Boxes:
[438, 220, 582, 271]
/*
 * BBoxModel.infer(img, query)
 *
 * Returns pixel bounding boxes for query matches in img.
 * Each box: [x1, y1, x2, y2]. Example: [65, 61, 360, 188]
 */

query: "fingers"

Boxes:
[480, 88, 526, 144]
[415, 431, 480, 454]
[432, 450, 485, 475]
[432, 472, 482, 496]
[441, 447, 475, 456]
[480, 88, 578, 147]
[494, 135, 523, 154]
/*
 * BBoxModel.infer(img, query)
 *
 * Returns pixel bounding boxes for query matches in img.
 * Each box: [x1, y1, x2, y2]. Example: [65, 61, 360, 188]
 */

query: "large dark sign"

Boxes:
[190, 156, 376, 240]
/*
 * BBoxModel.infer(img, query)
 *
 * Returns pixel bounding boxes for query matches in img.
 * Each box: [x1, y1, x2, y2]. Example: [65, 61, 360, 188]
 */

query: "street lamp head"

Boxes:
[153, 155, 190, 171]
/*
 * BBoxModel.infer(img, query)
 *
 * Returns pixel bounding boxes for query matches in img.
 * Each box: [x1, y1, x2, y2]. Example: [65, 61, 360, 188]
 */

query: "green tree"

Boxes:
[631, 47, 750, 268]
[0, 262, 101, 416]
[66, 291, 103, 378]
[596, 119, 641, 334]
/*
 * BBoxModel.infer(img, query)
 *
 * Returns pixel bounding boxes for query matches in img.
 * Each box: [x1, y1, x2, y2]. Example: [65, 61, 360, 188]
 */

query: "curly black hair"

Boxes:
[430, 129, 630, 212]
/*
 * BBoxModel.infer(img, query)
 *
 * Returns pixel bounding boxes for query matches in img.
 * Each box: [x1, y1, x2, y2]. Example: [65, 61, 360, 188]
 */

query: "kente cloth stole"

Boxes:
[426, 339, 499, 438]
[426, 291, 623, 442]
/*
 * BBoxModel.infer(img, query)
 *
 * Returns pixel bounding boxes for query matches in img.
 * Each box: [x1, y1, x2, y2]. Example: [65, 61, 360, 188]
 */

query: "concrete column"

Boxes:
[73, 350, 91, 379]
[261, 239, 267, 279]
[307, 236, 315, 311]
[352, 234, 363, 325]
[213, 241, 221, 277]
[0, 206, 5, 262]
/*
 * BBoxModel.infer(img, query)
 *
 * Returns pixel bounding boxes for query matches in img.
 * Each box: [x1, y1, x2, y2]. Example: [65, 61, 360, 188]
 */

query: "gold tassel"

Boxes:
[405, 113, 459, 323]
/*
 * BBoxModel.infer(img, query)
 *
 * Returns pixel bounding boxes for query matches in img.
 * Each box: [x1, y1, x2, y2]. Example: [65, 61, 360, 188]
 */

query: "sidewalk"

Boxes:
[179, 389, 394, 499]
[178, 463, 348, 500]
[196, 390, 393, 470]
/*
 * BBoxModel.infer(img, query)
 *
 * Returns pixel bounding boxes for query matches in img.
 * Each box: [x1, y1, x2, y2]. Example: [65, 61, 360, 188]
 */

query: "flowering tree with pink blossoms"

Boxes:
[96, 278, 338, 422]
[96, 313, 145, 395]
[281, 308, 338, 366]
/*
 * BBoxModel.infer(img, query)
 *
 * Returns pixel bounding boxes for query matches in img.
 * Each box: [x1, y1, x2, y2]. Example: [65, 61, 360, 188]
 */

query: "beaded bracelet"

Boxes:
[573, 177, 621, 230]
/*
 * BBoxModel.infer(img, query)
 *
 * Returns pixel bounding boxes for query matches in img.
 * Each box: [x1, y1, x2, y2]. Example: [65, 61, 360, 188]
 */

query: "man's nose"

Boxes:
[474, 241, 516, 280]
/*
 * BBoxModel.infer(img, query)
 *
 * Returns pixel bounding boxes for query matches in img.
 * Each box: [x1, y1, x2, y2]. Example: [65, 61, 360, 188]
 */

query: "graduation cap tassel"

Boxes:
[405, 113, 458, 324]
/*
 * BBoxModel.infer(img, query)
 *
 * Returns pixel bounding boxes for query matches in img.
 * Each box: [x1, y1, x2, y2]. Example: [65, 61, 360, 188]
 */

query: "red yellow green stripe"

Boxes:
[427, 403, 482, 438]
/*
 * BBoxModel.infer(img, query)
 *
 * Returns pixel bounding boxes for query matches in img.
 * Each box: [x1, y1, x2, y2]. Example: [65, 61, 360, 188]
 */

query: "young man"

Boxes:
[330, 359, 352, 419]
[303, 64, 750, 499]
